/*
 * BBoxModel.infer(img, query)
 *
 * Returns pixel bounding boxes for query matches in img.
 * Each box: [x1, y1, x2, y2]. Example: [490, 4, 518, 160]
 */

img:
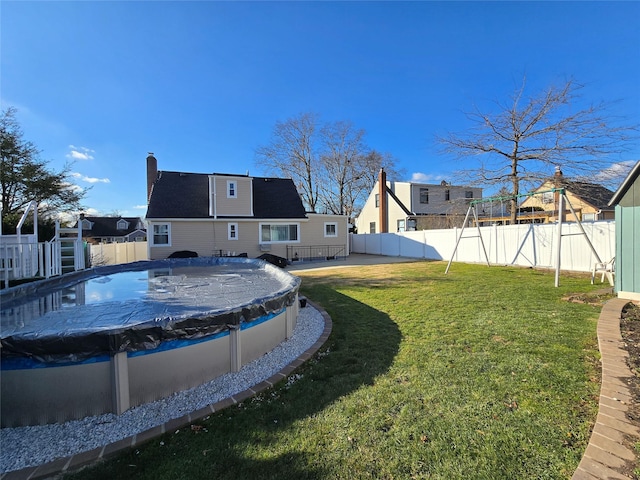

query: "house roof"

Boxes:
[146, 171, 307, 219]
[75, 216, 145, 238]
[560, 180, 615, 210]
[534, 178, 615, 210]
[609, 161, 640, 206]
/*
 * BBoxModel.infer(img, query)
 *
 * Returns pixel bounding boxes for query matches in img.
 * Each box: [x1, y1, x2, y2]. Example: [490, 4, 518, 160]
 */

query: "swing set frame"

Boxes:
[444, 188, 604, 287]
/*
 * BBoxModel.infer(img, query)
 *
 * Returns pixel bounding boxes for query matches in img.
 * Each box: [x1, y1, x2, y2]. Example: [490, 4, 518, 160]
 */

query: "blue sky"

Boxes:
[2, 1, 639, 218]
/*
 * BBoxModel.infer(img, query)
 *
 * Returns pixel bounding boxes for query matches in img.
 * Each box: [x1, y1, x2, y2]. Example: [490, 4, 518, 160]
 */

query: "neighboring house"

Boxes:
[144, 154, 349, 261]
[76, 215, 147, 244]
[355, 169, 483, 233]
[519, 167, 615, 223]
[608, 160, 640, 301]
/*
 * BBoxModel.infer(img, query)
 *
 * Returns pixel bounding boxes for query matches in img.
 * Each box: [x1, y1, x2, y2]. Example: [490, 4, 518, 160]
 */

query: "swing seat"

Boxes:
[591, 257, 615, 286]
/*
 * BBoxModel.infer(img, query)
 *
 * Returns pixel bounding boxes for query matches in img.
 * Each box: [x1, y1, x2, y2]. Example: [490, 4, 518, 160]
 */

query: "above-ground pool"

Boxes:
[1, 257, 300, 427]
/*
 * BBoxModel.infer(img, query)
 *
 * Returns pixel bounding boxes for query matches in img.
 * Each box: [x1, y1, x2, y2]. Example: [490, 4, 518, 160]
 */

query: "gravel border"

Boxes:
[0, 303, 327, 475]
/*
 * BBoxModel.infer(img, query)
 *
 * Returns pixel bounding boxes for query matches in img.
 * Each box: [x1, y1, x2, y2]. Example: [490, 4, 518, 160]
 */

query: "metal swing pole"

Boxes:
[445, 202, 491, 274]
[563, 193, 603, 264]
[445, 203, 474, 274]
[554, 192, 563, 287]
[473, 203, 491, 267]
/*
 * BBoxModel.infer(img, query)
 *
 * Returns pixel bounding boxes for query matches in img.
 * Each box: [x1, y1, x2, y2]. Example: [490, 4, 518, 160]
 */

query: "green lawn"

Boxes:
[67, 261, 605, 480]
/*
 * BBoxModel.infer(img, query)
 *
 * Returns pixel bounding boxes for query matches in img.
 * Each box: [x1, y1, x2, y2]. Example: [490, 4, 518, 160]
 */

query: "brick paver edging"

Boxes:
[0, 300, 333, 480]
[572, 297, 639, 480]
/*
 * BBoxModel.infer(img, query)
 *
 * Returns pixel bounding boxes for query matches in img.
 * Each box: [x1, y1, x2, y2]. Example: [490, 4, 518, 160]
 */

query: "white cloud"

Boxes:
[71, 172, 110, 184]
[410, 172, 446, 183]
[592, 161, 636, 182]
[66, 145, 95, 161]
[133, 205, 148, 210]
[57, 208, 101, 224]
[61, 180, 85, 193]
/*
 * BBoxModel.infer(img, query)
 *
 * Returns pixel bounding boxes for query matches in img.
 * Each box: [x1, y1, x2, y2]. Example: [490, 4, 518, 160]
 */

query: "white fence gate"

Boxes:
[350, 221, 615, 273]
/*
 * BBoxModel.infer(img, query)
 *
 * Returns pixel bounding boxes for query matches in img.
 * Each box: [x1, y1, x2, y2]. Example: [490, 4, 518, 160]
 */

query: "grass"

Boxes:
[66, 261, 605, 480]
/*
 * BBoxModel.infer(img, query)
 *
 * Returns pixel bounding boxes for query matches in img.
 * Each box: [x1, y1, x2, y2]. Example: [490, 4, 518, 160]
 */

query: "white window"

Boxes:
[116, 219, 129, 230]
[542, 192, 554, 204]
[397, 219, 405, 232]
[81, 219, 93, 230]
[324, 222, 337, 237]
[228, 223, 238, 240]
[260, 223, 299, 243]
[152, 223, 171, 246]
[227, 181, 237, 198]
[582, 213, 596, 222]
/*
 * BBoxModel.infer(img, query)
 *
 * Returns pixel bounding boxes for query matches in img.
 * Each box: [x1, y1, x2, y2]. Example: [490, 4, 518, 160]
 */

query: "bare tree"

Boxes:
[255, 112, 320, 212]
[257, 113, 404, 219]
[358, 150, 405, 188]
[437, 78, 638, 223]
[317, 121, 368, 217]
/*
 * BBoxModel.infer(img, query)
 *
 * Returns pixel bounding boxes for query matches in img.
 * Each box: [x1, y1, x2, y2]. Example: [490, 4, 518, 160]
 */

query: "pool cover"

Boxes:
[1, 257, 300, 365]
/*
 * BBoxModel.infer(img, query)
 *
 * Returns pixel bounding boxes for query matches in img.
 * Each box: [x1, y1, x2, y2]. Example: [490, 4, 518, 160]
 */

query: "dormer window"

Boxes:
[227, 181, 237, 198]
[117, 219, 129, 230]
[81, 219, 93, 230]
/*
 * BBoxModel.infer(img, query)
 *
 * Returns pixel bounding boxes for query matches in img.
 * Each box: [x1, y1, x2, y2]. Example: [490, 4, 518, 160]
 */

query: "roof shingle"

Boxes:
[146, 171, 307, 219]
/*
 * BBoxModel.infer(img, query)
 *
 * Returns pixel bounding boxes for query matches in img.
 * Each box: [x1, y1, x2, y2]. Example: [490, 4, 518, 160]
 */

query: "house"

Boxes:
[608, 160, 640, 301]
[76, 215, 147, 244]
[144, 154, 349, 261]
[519, 167, 615, 223]
[355, 169, 483, 233]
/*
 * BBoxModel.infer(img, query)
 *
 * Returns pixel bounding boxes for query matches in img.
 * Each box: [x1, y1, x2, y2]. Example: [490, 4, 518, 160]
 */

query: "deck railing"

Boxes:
[286, 244, 347, 263]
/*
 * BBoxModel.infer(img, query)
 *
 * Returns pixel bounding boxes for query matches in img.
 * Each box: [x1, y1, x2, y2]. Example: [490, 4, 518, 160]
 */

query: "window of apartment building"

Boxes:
[227, 180, 237, 198]
[260, 223, 299, 242]
[228, 223, 238, 240]
[420, 188, 429, 204]
[324, 222, 337, 237]
[445, 189, 450, 201]
[375, 193, 380, 207]
[369, 222, 376, 234]
[152, 224, 170, 246]
[465, 191, 474, 199]
[397, 219, 405, 232]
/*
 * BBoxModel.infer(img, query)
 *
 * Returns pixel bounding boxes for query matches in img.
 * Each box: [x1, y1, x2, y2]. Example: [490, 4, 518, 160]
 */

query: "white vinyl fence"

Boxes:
[88, 241, 148, 266]
[351, 221, 615, 273]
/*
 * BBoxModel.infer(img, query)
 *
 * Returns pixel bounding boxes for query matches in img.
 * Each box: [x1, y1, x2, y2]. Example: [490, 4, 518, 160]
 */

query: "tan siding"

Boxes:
[150, 215, 349, 261]
[520, 181, 601, 222]
[149, 220, 288, 260]
[212, 176, 252, 217]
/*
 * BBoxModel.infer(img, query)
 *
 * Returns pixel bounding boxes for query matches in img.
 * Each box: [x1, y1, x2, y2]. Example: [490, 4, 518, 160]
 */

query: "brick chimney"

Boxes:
[146, 152, 157, 202]
[378, 168, 388, 233]
[553, 166, 564, 187]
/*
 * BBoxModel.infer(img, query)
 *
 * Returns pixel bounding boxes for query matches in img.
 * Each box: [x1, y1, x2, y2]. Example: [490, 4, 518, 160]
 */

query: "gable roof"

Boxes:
[609, 160, 640, 206]
[250, 177, 307, 218]
[75, 216, 145, 237]
[146, 171, 307, 219]
[533, 178, 614, 210]
[560, 180, 615, 210]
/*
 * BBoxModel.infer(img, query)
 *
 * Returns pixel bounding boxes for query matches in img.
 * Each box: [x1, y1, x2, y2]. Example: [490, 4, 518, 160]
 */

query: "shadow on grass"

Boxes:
[65, 286, 401, 480]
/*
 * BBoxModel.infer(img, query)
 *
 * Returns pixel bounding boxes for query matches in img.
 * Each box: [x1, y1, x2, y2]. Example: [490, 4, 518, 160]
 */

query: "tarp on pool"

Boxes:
[1, 257, 300, 364]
